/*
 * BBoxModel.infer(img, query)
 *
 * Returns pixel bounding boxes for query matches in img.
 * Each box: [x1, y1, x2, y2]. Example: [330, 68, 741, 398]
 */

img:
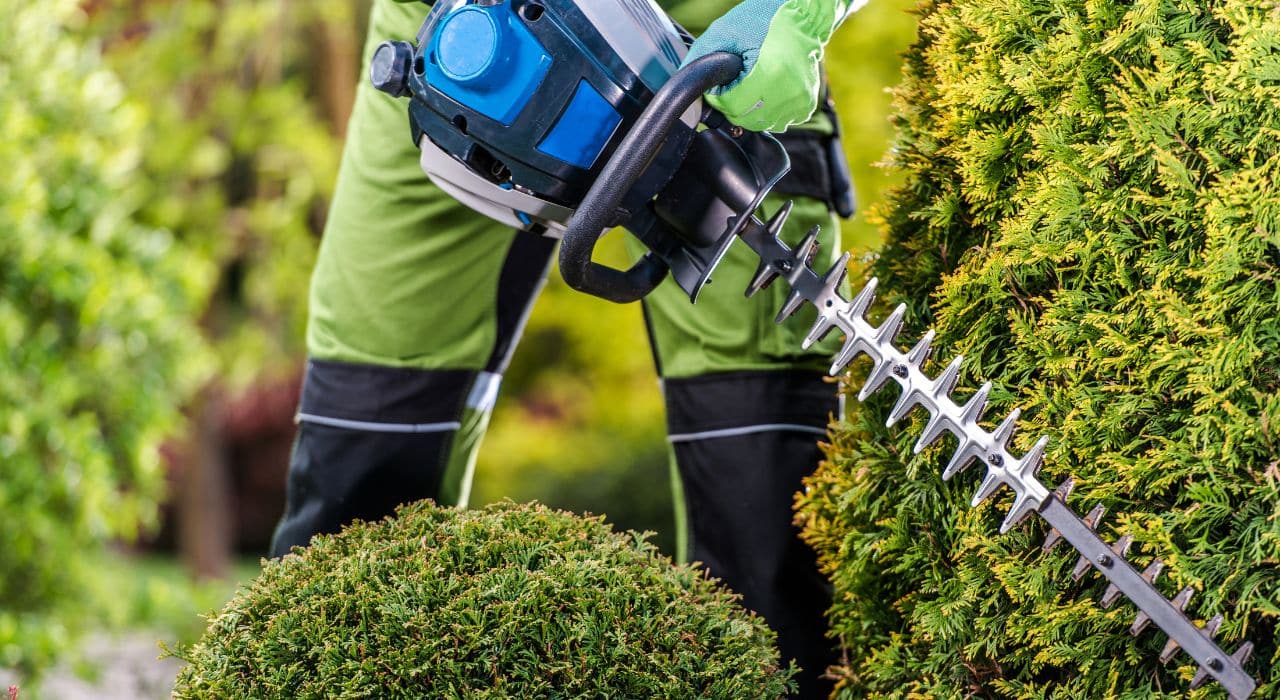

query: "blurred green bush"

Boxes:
[174, 501, 795, 698]
[0, 0, 347, 676]
[0, 0, 214, 673]
[97, 0, 347, 385]
[800, 0, 1280, 696]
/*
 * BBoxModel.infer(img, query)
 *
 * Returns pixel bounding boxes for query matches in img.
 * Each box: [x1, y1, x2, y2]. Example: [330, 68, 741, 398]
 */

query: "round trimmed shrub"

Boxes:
[799, 0, 1279, 697]
[173, 501, 794, 698]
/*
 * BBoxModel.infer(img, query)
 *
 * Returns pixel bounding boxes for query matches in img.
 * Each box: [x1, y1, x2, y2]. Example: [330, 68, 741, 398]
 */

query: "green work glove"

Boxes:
[683, 0, 866, 132]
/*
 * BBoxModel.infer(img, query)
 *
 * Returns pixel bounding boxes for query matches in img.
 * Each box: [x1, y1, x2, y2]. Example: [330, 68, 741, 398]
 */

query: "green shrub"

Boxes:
[173, 501, 794, 698]
[0, 0, 213, 673]
[800, 0, 1279, 697]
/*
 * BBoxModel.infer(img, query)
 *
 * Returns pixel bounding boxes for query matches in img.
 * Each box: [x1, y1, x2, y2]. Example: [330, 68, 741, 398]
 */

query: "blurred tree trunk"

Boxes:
[315, 7, 359, 137]
[179, 388, 233, 579]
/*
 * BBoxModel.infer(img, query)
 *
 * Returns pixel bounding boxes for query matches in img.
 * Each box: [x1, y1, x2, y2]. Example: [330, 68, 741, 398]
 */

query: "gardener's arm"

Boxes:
[684, 0, 868, 132]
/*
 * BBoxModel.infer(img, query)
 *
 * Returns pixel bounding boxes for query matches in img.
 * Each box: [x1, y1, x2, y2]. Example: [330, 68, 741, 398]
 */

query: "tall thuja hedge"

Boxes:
[0, 0, 213, 672]
[800, 0, 1280, 697]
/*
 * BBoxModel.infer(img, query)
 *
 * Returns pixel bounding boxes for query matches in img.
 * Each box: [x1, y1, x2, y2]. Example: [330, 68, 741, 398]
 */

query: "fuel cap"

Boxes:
[435, 6, 506, 87]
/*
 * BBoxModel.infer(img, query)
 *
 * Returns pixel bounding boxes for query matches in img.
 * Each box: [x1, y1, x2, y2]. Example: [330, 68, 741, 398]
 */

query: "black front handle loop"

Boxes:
[559, 52, 745, 304]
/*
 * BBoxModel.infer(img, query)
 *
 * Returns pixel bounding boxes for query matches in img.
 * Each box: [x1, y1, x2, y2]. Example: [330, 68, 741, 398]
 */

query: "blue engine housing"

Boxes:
[402, 0, 695, 210]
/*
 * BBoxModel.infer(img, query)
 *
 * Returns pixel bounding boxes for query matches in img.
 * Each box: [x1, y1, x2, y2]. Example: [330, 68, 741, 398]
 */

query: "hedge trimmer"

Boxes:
[372, 0, 1258, 695]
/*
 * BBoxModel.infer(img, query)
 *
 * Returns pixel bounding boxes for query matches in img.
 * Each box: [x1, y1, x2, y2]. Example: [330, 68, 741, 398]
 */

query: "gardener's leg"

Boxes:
[636, 191, 846, 699]
[270, 0, 554, 557]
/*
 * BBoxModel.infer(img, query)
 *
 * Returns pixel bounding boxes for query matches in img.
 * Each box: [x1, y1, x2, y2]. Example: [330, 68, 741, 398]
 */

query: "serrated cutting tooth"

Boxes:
[1161, 614, 1219, 665]
[1099, 535, 1135, 608]
[1134, 587, 1194, 636]
[913, 413, 954, 454]
[775, 289, 808, 323]
[990, 408, 1022, 452]
[1054, 477, 1076, 501]
[958, 381, 990, 426]
[932, 356, 964, 399]
[1171, 586, 1195, 611]
[874, 303, 908, 346]
[1232, 641, 1254, 665]
[821, 252, 850, 292]
[791, 225, 822, 268]
[801, 253, 852, 348]
[857, 355, 898, 402]
[1141, 558, 1165, 583]
[830, 335, 870, 375]
[766, 200, 793, 237]
[906, 330, 935, 366]
[886, 387, 924, 427]
[1130, 610, 1152, 637]
[746, 259, 782, 298]
[1071, 553, 1094, 581]
[1191, 637, 1250, 690]
[844, 277, 878, 320]
[745, 203, 794, 298]
[941, 438, 985, 481]
[1082, 503, 1107, 529]
[1041, 478, 1076, 553]
[803, 314, 836, 348]
[1069, 504, 1108, 580]
[1015, 436, 1049, 481]
[999, 493, 1039, 533]
[971, 470, 1004, 506]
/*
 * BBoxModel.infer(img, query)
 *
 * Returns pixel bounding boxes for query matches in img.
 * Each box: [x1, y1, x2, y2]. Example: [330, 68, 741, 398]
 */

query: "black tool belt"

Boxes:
[773, 95, 858, 219]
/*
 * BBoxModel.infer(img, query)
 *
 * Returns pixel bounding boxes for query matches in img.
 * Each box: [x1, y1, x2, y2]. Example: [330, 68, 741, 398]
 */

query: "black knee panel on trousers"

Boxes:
[269, 422, 455, 557]
[269, 361, 474, 558]
[664, 370, 841, 700]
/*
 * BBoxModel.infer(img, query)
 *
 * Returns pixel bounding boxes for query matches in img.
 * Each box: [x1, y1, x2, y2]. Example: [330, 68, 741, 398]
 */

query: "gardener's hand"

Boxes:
[684, 0, 867, 132]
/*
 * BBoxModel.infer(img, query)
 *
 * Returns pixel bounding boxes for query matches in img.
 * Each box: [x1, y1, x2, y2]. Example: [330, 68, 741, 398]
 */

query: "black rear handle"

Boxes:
[558, 52, 744, 303]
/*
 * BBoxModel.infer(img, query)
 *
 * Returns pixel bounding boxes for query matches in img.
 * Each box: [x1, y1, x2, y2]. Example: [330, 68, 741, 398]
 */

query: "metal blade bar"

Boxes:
[734, 213, 1257, 699]
[1039, 497, 1254, 699]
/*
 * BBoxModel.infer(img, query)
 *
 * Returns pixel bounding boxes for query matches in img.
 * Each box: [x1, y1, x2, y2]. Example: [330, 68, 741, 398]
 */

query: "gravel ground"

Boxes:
[1, 632, 183, 700]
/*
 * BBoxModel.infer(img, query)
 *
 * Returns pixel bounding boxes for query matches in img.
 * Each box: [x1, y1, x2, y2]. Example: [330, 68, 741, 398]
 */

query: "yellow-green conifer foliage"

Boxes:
[174, 502, 795, 698]
[800, 1, 1279, 696]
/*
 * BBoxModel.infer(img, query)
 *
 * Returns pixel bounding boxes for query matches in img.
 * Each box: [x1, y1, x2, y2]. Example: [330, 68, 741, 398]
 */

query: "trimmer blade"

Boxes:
[730, 205, 1258, 698]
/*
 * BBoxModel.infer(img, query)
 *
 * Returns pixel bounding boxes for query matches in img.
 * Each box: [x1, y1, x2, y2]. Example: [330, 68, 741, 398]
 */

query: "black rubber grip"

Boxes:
[559, 51, 745, 303]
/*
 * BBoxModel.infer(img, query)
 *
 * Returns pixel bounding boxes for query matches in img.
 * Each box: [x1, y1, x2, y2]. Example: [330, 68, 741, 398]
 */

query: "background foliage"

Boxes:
[799, 0, 1280, 696]
[1, 0, 348, 678]
[0, 0, 214, 673]
[98, 0, 345, 386]
[173, 501, 795, 698]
